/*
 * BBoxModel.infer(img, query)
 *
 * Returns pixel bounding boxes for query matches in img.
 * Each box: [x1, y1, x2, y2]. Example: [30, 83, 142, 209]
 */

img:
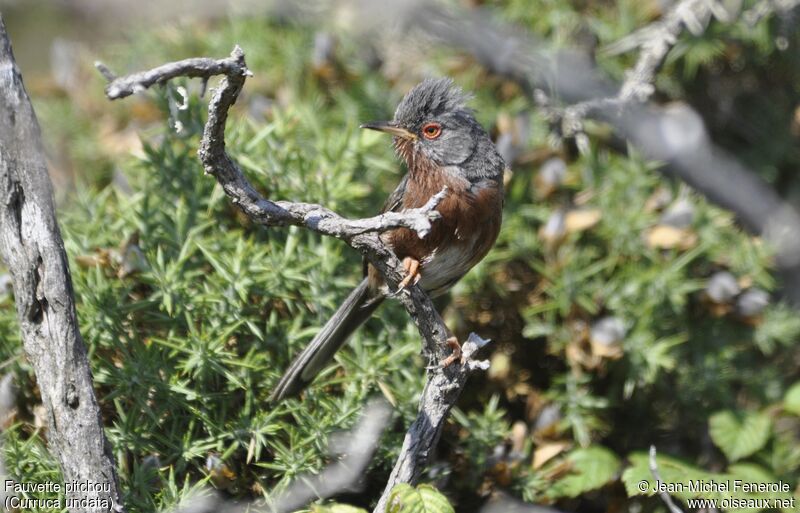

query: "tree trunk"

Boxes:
[0, 14, 125, 513]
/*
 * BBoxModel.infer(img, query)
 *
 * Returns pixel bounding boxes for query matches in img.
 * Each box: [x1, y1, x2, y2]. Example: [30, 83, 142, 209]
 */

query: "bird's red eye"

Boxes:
[422, 122, 442, 140]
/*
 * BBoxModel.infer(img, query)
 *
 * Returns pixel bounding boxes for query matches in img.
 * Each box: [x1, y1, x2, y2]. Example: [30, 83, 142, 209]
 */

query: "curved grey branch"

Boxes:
[0, 15, 125, 513]
[100, 48, 443, 246]
[98, 46, 490, 511]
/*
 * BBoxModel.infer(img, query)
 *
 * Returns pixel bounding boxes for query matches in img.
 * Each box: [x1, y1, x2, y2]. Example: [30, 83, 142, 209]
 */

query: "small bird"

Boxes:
[270, 78, 505, 401]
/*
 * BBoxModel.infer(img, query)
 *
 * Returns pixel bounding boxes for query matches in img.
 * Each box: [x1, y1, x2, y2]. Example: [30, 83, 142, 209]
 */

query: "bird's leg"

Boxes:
[441, 336, 463, 367]
[397, 256, 421, 291]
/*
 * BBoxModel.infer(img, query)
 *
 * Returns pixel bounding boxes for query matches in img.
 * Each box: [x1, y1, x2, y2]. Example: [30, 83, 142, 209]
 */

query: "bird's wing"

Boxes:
[362, 173, 409, 277]
[380, 172, 409, 214]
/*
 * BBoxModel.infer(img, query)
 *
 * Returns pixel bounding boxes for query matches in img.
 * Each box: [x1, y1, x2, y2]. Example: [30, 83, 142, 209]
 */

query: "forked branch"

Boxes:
[98, 46, 490, 512]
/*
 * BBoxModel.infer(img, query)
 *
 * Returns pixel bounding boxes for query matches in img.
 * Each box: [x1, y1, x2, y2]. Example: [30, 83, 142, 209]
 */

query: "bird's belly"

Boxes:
[418, 238, 478, 296]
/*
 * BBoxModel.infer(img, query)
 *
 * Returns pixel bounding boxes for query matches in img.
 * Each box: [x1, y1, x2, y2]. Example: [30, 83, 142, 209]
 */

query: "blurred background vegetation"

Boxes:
[1, 0, 799, 511]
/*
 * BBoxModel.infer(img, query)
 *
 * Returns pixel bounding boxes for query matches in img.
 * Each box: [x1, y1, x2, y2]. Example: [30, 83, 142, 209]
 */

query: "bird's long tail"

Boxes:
[269, 278, 382, 402]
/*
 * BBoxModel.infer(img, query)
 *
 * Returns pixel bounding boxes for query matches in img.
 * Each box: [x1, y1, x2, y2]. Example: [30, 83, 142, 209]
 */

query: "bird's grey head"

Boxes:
[361, 78, 504, 177]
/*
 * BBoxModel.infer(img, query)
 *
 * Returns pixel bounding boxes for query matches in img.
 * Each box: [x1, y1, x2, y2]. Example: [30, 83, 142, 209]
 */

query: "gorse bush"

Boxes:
[2, 1, 799, 512]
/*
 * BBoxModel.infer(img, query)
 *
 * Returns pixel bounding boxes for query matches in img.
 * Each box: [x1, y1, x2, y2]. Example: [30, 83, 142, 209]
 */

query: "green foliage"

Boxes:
[784, 382, 800, 416]
[2, 425, 63, 511]
[544, 446, 620, 499]
[709, 410, 772, 462]
[451, 396, 510, 484]
[622, 452, 796, 512]
[387, 484, 454, 513]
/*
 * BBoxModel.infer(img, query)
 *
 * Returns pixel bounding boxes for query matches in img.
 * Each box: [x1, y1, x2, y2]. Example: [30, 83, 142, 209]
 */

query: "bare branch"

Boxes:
[99, 45, 490, 511]
[554, 0, 798, 132]
[541, 0, 745, 139]
[742, 0, 800, 25]
[649, 445, 684, 513]
[374, 333, 489, 513]
[0, 15, 125, 513]
[582, 0, 798, 109]
[98, 48, 443, 248]
[100, 53, 249, 100]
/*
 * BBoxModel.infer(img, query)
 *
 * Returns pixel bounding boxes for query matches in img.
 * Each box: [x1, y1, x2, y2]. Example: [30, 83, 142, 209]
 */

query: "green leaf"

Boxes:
[545, 446, 621, 499]
[709, 410, 772, 462]
[387, 484, 455, 513]
[783, 382, 800, 416]
[622, 452, 796, 510]
[725, 464, 796, 513]
[622, 452, 715, 500]
[727, 462, 776, 483]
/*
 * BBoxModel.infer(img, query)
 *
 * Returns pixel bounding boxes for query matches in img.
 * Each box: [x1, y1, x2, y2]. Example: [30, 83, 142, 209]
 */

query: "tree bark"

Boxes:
[0, 15, 124, 513]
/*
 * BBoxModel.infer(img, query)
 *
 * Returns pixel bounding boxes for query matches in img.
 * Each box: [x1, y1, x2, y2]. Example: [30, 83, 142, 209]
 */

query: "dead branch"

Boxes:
[551, 0, 798, 136]
[554, 0, 738, 133]
[374, 333, 489, 513]
[0, 15, 125, 513]
[649, 445, 684, 513]
[98, 46, 490, 512]
[101, 48, 444, 246]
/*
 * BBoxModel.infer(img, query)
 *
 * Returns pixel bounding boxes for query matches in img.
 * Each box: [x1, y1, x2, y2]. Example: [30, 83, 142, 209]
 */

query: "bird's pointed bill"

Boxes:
[360, 121, 416, 139]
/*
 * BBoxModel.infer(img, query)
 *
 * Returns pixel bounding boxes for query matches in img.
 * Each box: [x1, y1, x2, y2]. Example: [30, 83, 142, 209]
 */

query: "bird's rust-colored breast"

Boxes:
[375, 157, 503, 295]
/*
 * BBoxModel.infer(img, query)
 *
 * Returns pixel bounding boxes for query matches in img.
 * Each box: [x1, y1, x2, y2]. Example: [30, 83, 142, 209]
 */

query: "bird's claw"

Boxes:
[396, 256, 421, 293]
[441, 336, 464, 367]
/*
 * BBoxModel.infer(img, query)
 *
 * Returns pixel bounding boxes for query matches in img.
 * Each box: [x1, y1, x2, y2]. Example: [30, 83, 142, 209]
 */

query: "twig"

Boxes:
[101, 54, 248, 100]
[649, 445, 684, 513]
[571, 0, 800, 116]
[98, 46, 490, 510]
[553, 0, 797, 134]
[0, 15, 126, 513]
[742, 0, 800, 26]
[547, 0, 739, 139]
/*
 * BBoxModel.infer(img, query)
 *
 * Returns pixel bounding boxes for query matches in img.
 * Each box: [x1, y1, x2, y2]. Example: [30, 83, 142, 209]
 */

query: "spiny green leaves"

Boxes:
[387, 484, 454, 513]
[20, 37, 421, 510]
[709, 410, 772, 462]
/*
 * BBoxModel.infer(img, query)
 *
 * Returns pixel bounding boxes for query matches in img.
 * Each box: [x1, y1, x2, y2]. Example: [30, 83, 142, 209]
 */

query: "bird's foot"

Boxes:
[441, 336, 463, 367]
[397, 256, 422, 292]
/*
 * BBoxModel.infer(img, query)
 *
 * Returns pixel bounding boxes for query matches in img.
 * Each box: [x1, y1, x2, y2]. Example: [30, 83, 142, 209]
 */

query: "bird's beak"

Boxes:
[360, 121, 416, 140]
